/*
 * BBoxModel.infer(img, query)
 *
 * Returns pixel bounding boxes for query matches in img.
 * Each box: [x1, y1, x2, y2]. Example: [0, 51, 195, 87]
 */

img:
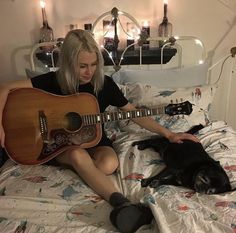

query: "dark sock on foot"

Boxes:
[109, 192, 130, 207]
[110, 203, 153, 233]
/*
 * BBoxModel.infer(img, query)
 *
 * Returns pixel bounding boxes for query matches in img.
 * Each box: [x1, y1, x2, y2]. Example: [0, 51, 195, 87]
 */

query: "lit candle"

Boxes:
[40, 0, 47, 24]
[40, 0, 46, 9]
[164, 0, 168, 17]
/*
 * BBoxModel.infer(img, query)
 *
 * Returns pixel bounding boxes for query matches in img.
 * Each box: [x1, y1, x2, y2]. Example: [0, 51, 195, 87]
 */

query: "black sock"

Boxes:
[109, 192, 130, 207]
[109, 192, 154, 232]
[110, 203, 153, 233]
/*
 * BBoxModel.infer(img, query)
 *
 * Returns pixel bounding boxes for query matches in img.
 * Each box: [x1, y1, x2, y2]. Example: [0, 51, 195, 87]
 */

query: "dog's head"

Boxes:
[193, 162, 231, 194]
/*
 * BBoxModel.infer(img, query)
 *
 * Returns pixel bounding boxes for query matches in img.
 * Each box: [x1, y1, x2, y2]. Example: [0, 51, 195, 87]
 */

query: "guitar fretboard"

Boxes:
[82, 107, 165, 126]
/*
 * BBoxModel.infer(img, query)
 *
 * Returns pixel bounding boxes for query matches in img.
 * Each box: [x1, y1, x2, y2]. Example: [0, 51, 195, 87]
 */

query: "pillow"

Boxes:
[118, 82, 216, 133]
[112, 62, 209, 88]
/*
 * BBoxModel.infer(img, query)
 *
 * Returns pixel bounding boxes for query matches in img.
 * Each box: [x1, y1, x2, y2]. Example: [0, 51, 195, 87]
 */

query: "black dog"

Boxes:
[132, 125, 232, 194]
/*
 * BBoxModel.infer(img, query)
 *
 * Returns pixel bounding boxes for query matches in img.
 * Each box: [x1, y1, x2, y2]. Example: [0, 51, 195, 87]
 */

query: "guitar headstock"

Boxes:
[165, 101, 193, 116]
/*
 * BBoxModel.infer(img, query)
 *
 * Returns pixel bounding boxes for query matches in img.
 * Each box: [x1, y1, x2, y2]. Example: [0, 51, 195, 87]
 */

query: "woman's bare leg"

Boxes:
[55, 146, 119, 201]
[55, 146, 153, 232]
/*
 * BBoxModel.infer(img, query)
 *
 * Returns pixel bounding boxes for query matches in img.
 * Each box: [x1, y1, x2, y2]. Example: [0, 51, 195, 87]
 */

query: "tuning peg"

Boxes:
[180, 98, 183, 102]
[170, 99, 173, 104]
[176, 99, 178, 103]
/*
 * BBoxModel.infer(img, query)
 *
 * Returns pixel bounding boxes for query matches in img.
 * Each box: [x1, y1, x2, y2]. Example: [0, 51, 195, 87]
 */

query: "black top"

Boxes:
[31, 71, 128, 147]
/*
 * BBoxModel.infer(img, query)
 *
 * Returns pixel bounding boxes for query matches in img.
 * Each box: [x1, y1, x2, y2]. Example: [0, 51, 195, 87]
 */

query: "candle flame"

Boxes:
[40, 0, 46, 8]
[142, 20, 149, 27]
[164, 0, 168, 4]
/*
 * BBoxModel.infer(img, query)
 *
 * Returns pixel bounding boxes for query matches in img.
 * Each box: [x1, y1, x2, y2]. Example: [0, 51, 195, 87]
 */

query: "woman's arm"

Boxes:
[0, 80, 33, 147]
[120, 102, 199, 143]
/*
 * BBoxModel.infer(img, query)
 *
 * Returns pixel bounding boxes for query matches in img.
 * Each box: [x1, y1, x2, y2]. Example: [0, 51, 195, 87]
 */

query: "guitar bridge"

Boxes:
[39, 110, 49, 143]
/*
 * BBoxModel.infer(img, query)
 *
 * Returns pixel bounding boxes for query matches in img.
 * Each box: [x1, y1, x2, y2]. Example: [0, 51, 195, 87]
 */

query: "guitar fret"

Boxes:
[87, 115, 90, 124]
[142, 109, 146, 117]
[122, 112, 125, 119]
[100, 113, 104, 124]
[87, 115, 90, 125]
[93, 114, 96, 124]
[111, 112, 115, 121]
[85, 115, 88, 125]
[132, 111, 136, 118]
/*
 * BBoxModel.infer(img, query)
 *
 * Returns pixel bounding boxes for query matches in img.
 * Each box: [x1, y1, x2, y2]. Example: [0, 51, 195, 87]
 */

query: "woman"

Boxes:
[0, 29, 198, 233]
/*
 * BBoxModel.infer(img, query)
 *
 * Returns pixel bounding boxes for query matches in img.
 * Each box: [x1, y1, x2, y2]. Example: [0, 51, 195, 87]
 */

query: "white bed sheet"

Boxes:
[0, 121, 235, 233]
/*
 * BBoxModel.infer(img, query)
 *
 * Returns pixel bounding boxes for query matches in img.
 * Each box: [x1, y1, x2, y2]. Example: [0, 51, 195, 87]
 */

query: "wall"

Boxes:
[0, 0, 236, 128]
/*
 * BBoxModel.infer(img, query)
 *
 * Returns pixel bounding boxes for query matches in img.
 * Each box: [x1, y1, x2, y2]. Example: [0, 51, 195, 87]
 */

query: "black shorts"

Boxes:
[92, 133, 113, 148]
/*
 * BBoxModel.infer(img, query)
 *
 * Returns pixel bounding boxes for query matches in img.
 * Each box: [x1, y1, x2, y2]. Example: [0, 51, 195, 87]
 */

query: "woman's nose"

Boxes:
[85, 66, 92, 75]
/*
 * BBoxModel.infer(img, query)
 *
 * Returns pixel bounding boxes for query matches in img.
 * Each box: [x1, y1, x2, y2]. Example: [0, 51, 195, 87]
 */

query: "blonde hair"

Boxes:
[57, 29, 104, 95]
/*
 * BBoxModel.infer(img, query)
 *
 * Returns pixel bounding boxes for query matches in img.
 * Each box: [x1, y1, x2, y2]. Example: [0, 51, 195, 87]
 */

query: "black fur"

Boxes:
[132, 125, 232, 194]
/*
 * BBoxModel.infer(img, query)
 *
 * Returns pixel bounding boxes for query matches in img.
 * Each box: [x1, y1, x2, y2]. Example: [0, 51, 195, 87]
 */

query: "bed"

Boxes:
[1, 8, 236, 233]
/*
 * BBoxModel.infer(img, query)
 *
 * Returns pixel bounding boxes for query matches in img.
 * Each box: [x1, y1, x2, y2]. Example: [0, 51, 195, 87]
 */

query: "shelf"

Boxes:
[35, 47, 177, 68]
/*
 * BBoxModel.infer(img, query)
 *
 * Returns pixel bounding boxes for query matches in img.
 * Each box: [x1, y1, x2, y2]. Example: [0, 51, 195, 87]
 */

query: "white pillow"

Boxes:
[112, 62, 209, 88]
[118, 82, 216, 133]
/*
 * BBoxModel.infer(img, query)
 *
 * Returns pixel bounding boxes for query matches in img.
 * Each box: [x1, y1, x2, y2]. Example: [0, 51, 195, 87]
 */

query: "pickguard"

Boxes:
[38, 125, 97, 160]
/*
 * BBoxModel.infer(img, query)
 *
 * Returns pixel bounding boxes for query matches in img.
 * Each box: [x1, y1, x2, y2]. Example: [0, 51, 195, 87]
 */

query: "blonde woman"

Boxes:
[0, 29, 198, 233]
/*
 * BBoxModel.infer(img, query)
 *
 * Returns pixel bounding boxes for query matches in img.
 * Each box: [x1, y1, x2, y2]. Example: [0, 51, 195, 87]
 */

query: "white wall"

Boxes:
[0, 0, 236, 128]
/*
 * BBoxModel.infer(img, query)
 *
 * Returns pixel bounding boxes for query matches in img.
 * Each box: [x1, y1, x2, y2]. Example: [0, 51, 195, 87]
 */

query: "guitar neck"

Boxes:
[82, 106, 165, 125]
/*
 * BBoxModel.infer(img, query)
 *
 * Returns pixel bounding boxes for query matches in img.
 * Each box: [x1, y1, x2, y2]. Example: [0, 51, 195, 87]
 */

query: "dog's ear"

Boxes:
[216, 161, 223, 168]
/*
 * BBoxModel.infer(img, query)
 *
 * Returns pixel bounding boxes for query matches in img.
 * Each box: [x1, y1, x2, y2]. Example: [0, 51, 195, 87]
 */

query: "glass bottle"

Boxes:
[39, 2, 54, 44]
[103, 20, 114, 51]
[158, 3, 172, 47]
[84, 23, 92, 31]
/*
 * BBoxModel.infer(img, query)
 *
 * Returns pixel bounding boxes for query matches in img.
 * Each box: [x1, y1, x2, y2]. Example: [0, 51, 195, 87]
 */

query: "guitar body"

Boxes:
[3, 88, 102, 165]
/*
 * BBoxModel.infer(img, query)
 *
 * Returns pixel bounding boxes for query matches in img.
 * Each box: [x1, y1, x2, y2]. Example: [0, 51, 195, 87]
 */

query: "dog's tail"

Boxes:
[186, 124, 204, 135]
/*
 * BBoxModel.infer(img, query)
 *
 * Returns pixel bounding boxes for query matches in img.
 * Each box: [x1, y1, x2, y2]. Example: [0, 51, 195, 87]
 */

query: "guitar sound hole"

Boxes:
[64, 112, 82, 132]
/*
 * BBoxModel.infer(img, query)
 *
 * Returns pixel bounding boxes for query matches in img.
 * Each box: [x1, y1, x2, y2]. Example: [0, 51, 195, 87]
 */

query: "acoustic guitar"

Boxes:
[2, 88, 193, 165]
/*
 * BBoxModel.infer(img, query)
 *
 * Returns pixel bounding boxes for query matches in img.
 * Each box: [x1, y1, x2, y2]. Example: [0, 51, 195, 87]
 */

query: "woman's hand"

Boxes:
[167, 132, 200, 144]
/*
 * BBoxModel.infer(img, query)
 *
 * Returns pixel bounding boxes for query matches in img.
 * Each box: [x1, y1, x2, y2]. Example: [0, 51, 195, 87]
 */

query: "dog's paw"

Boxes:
[149, 180, 161, 188]
[141, 178, 150, 187]
[132, 141, 148, 150]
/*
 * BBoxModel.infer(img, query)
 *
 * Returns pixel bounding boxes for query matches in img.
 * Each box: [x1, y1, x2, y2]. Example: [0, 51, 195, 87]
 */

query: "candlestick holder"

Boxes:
[141, 21, 150, 50]
[103, 20, 115, 51]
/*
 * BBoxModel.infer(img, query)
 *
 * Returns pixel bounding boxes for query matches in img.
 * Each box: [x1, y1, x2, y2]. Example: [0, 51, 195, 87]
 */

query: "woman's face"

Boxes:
[78, 51, 97, 84]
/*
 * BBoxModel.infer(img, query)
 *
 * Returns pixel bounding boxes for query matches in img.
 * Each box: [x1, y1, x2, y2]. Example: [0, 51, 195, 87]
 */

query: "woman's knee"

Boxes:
[95, 154, 119, 175]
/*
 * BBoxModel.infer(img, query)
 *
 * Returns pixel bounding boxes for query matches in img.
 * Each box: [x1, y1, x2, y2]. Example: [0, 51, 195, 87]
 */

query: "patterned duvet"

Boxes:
[0, 121, 235, 233]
